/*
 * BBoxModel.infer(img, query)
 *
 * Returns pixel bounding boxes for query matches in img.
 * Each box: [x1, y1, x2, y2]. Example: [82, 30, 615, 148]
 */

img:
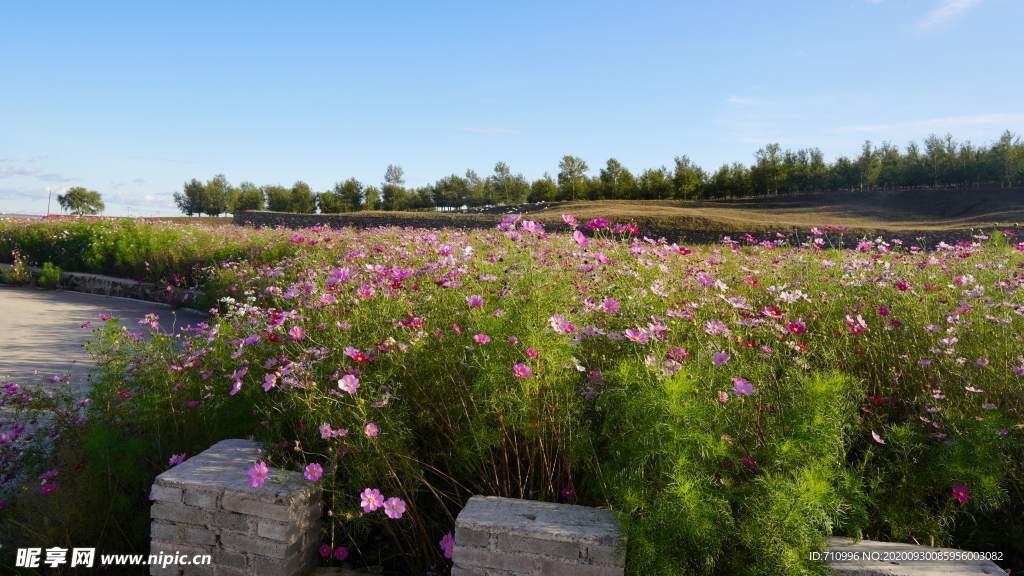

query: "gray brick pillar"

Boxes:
[453, 495, 625, 576]
[149, 439, 321, 576]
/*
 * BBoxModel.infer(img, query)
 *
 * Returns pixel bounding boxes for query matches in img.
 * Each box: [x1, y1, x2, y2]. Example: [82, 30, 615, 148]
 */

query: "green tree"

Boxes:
[528, 173, 558, 203]
[876, 142, 902, 190]
[807, 148, 829, 192]
[202, 174, 230, 216]
[489, 162, 529, 204]
[672, 156, 706, 199]
[599, 158, 638, 200]
[432, 174, 468, 210]
[290, 181, 316, 213]
[364, 186, 382, 211]
[557, 156, 589, 201]
[751, 143, 783, 195]
[57, 187, 105, 215]
[855, 141, 880, 191]
[173, 179, 205, 216]
[464, 170, 488, 207]
[233, 181, 265, 212]
[265, 185, 292, 212]
[381, 164, 410, 211]
[637, 166, 674, 200]
[992, 130, 1023, 187]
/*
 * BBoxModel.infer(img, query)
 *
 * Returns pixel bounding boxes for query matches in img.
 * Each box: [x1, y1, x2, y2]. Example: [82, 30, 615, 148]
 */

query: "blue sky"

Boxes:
[2, 0, 1022, 216]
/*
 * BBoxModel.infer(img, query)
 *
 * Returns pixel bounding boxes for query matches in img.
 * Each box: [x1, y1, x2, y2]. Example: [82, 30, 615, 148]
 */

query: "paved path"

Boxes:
[0, 287, 207, 388]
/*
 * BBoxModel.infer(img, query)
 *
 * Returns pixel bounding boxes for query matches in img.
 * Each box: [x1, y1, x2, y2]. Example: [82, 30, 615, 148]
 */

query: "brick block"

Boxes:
[496, 532, 579, 561]
[213, 548, 248, 570]
[454, 546, 534, 573]
[184, 489, 219, 509]
[182, 563, 215, 576]
[536, 557, 624, 576]
[257, 519, 299, 543]
[150, 539, 212, 559]
[151, 521, 181, 542]
[220, 530, 301, 559]
[209, 511, 251, 532]
[213, 566, 248, 576]
[186, 527, 217, 546]
[221, 492, 292, 523]
[586, 543, 625, 565]
[250, 545, 318, 576]
[151, 502, 207, 525]
[450, 566, 488, 576]
[455, 527, 490, 548]
[152, 484, 184, 504]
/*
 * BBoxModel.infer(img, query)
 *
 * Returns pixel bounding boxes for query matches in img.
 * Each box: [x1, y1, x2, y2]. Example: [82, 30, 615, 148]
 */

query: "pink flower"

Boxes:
[439, 533, 455, 559]
[785, 322, 805, 335]
[319, 423, 333, 439]
[718, 391, 729, 402]
[513, 364, 532, 378]
[453, 323, 462, 334]
[364, 423, 379, 437]
[383, 496, 406, 519]
[338, 374, 360, 394]
[507, 336, 518, 344]
[249, 462, 269, 487]
[561, 214, 579, 228]
[573, 230, 589, 248]
[871, 431, 885, 444]
[360, 488, 383, 512]
[712, 352, 731, 367]
[40, 483, 56, 495]
[304, 463, 323, 481]
[466, 294, 484, 308]
[168, 453, 187, 466]
[98, 314, 112, 320]
[585, 218, 609, 230]
[474, 334, 491, 344]
[602, 298, 619, 313]
[526, 348, 538, 358]
[333, 547, 348, 561]
[731, 377, 754, 396]
[289, 326, 305, 341]
[561, 488, 576, 497]
[951, 485, 971, 503]
[81, 321, 91, 329]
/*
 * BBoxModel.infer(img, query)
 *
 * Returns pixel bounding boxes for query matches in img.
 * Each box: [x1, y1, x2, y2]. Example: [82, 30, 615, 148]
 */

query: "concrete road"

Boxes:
[0, 286, 207, 389]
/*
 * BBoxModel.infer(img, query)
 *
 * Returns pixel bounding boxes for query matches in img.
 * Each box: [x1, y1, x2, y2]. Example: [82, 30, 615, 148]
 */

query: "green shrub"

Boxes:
[37, 262, 63, 289]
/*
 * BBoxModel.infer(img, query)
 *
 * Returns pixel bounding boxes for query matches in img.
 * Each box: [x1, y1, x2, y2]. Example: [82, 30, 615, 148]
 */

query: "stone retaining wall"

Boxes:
[452, 495, 625, 576]
[149, 439, 320, 576]
[0, 263, 204, 306]
[233, 211, 990, 249]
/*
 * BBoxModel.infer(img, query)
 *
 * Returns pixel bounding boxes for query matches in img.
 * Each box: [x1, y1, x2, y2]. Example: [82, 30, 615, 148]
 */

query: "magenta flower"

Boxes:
[474, 334, 491, 344]
[513, 363, 533, 378]
[289, 326, 305, 341]
[526, 348, 538, 358]
[41, 469, 58, 480]
[785, 322, 805, 335]
[585, 218, 609, 230]
[712, 352, 731, 367]
[439, 533, 455, 559]
[338, 374, 360, 394]
[731, 377, 754, 396]
[466, 294, 484, 308]
[168, 453, 187, 466]
[360, 488, 383, 512]
[573, 230, 589, 248]
[718, 391, 729, 403]
[364, 422, 379, 437]
[81, 321, 91, 329]
[318, 544, 331, 557]
[249, 462, 269, 487]
[561, 487, 576, 497]
[602, 298, 620, 313]
[981, 403, 997, 409]
[918, 359, 931, 366]
[304, 463, 323, 481]
[507, 336, 519, 344]
[951, 485, 971, 503]
[40, 483, 56, 495]
[624, 329, 649, 343]
[333, 547, 348, 561]
[561, 214, 579, 228]
[98, 314, 112, 320]
[871, 431, 886, 444]
[383, 496, 407, 519]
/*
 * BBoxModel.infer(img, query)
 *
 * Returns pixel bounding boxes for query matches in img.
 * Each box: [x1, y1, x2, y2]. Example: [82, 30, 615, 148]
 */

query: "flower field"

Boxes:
[1, 216, 1023, 575]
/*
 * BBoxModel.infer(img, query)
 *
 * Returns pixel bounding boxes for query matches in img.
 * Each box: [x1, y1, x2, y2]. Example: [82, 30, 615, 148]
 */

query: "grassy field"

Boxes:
[338, 188, 1024, 233]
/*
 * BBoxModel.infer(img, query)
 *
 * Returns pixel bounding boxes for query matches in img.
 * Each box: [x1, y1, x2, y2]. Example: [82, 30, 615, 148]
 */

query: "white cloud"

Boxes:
[843, 113, 1024, 133]
[0, 165, 42, 179]
[0, 185, 50, 201]
[35, 173, 81, 182]
[866, 0, 884, 4]
[109, 190, 175, 208]
[456, 125, 519, 135]
[913, 0, 984, 31]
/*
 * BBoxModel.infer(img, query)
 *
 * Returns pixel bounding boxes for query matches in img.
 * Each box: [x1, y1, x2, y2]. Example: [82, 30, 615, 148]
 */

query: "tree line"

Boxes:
[173, 130, 1024, 216]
